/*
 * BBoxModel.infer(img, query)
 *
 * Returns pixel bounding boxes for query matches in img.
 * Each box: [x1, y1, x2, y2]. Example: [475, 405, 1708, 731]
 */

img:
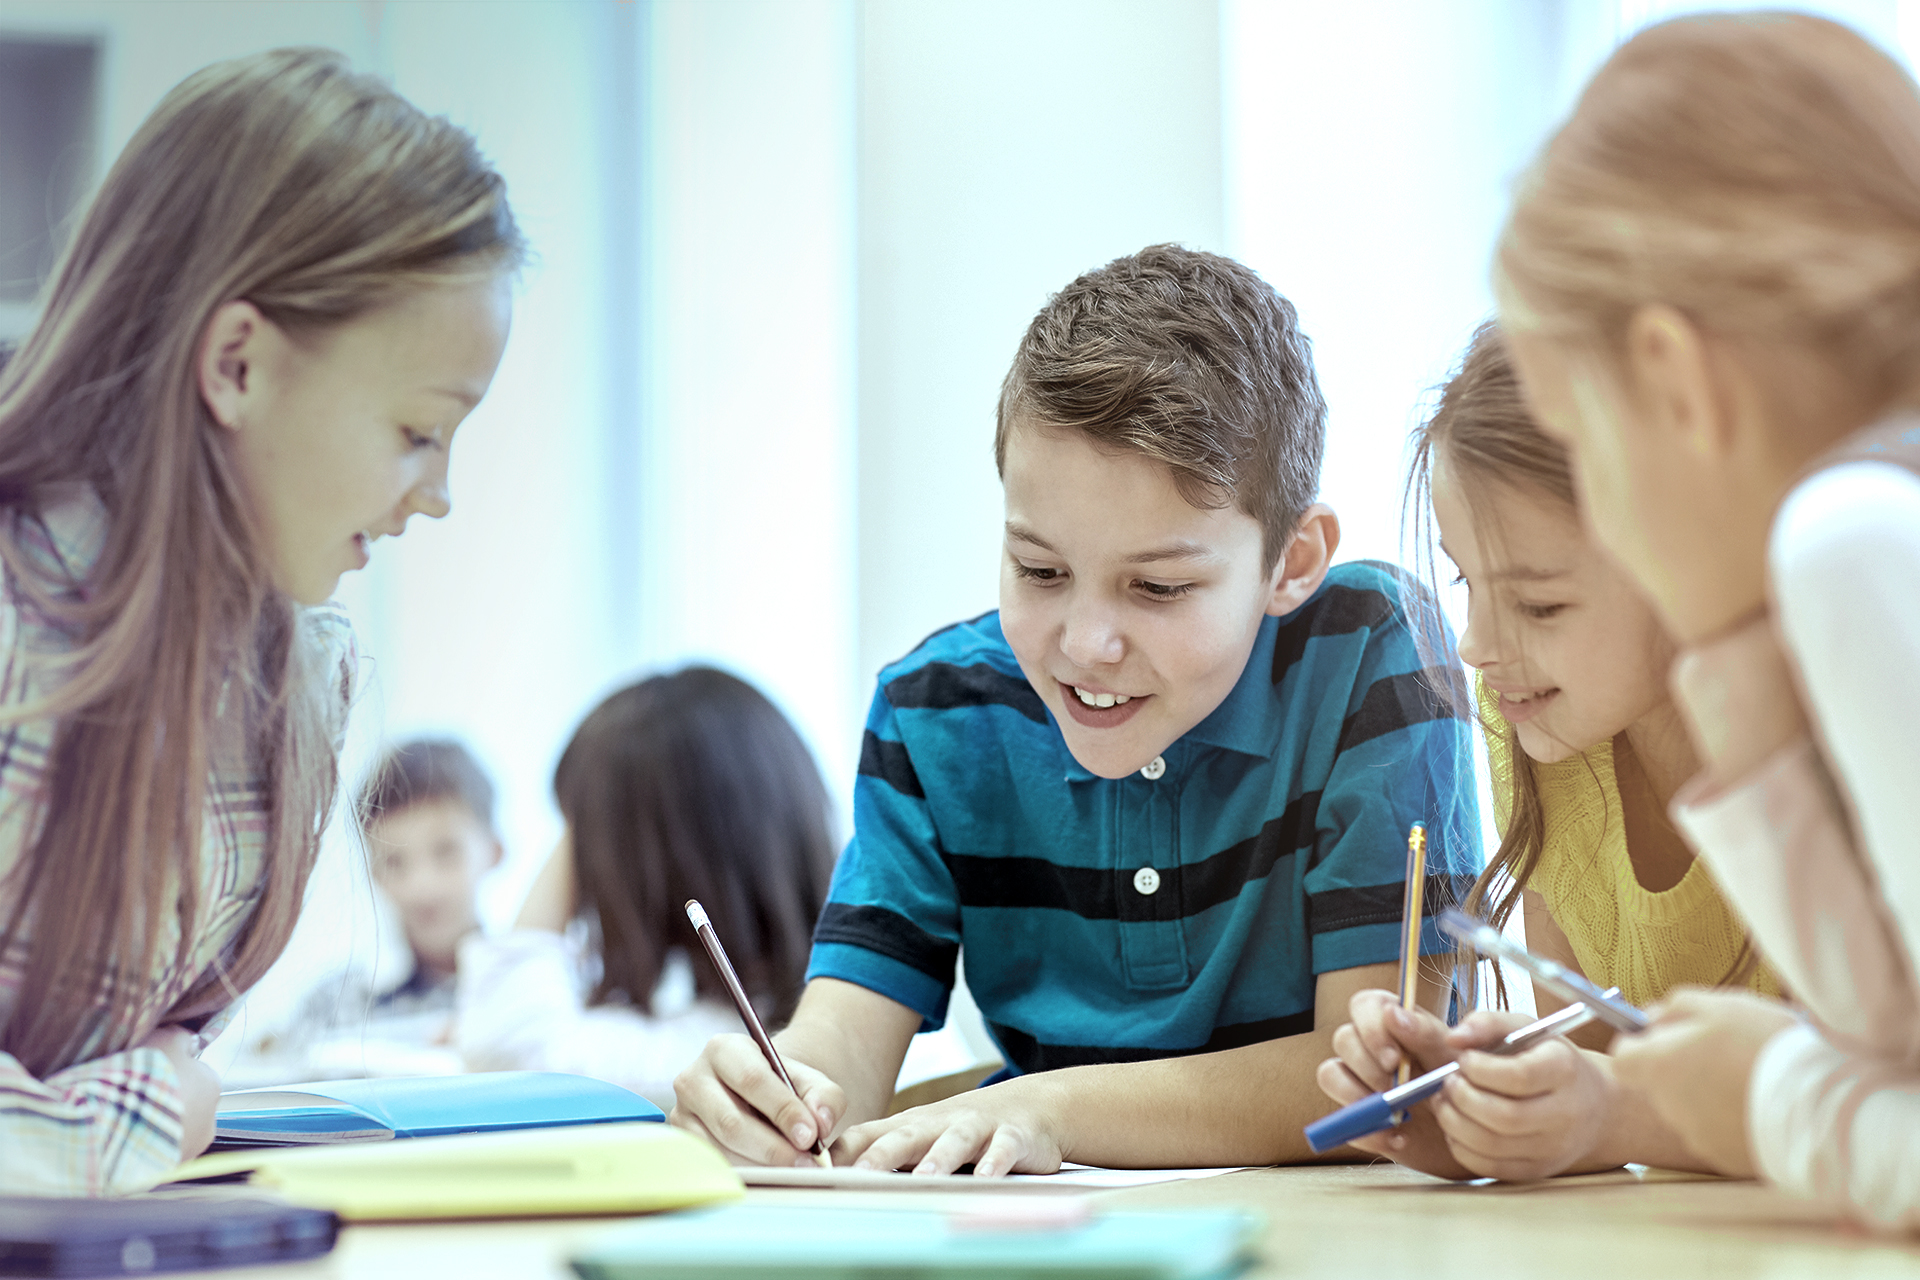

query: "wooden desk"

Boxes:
[212, 1164, 1920, 1278]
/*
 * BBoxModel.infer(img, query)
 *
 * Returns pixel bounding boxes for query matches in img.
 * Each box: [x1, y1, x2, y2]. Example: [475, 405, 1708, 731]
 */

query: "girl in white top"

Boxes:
[1496, 12, 1920, 1230]
[458, 667, 836, 1113]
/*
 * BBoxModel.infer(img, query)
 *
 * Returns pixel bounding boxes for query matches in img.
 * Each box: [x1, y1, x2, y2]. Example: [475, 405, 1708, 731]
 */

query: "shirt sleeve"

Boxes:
[1750, 1021, 1920, 1233]
[1303, 585, 1483, 975]
[0, 1046, 188, 1196]
[804, 681, 962, 1031]
[1689, 460, 1920, 1228]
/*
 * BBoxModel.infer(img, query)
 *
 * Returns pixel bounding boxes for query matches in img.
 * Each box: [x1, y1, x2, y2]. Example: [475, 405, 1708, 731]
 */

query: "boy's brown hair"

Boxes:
[357, 739, 497, 834]
[994, 244, 1326, 571]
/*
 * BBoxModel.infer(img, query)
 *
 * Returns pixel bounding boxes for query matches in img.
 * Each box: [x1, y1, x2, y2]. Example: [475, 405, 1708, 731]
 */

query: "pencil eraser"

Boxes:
[1304, 1094, 1397, 1154]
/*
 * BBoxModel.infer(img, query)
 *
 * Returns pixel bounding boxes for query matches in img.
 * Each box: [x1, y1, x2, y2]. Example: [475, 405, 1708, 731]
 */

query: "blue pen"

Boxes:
[1305, 999, 1604, 1153]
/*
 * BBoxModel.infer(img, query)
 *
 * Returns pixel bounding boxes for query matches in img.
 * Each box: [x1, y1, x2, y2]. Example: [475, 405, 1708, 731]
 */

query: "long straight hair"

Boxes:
[554, 668, 836, 1026]
[1407, 323, 1754, 1004]
[0, 49, 522, 1077]
[1405, 324, 1576, 1006]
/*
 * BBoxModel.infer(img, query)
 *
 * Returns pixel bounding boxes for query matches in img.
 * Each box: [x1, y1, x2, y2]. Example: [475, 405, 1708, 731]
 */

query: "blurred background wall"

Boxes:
[0, 0, 1907, 1040]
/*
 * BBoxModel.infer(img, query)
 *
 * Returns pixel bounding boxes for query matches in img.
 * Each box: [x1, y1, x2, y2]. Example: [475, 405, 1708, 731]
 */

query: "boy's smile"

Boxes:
[998, 421, 1287, 779]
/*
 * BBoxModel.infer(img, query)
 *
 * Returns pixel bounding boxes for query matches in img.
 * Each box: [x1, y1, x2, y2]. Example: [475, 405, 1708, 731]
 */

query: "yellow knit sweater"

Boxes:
[1482, 686, 1780, 1009]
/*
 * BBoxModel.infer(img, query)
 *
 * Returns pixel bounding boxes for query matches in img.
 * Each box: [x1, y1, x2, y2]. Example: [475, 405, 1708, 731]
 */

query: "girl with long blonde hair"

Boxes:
[0, 47, 521, 1195]
[1318, 323, 1778, 1181]
[1495, 13, 1920, 1229]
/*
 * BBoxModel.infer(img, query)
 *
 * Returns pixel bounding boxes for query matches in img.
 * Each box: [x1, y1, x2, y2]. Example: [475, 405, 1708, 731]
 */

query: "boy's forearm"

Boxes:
[1006, 1026, 1350, 1169]
[773, 977, 921, 1130]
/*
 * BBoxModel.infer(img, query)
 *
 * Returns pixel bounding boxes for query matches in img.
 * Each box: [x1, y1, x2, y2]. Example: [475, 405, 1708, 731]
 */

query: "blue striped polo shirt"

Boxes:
[807, 559, 1482, 1075]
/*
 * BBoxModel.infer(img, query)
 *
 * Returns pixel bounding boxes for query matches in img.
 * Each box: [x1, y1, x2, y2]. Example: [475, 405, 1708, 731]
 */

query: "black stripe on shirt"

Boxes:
[941, 792, 1319, 922]
[884, 662, 1048, 725]
[1334, 667, 1465, 757]
[986, 1010, 1317, 1074]
[1269, 582, 1398, 686]
[1306, 873, 1477, 936]
[858, 730, 924, 799]
[812, 902, 959, 984]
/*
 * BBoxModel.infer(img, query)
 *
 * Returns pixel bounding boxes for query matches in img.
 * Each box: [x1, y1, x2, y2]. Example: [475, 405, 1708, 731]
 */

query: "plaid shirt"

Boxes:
[0, 492, 353, 1194]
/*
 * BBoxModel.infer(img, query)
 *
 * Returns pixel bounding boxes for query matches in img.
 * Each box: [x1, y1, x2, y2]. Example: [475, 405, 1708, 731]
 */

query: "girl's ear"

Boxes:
[1624, 305, 1730, 461]
[1266, 503, 1341, 617]
[197, 299, 273, 431]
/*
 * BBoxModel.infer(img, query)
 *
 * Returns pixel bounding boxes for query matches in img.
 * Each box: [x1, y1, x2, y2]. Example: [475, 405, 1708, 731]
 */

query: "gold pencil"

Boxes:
[1396, 823, 1428, 1089]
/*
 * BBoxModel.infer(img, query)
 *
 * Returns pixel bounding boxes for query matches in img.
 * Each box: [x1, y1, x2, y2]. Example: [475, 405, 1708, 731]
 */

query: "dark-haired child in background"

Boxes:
[457, 666, 836, 1113]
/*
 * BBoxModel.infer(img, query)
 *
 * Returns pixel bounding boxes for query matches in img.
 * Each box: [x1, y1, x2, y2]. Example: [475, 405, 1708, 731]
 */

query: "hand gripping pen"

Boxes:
[1304, 1000, 1607, 1153]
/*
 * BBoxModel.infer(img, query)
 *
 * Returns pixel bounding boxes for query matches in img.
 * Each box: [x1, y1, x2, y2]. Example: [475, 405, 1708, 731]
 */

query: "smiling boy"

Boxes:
[671, 245, 1480, 1173]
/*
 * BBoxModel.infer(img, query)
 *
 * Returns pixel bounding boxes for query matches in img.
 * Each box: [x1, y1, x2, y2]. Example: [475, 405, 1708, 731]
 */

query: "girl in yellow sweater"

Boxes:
[1317, 322, 1778, 1180]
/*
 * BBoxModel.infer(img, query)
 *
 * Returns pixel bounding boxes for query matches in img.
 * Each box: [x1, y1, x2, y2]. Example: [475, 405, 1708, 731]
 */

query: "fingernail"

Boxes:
[854, 1159, 873, 1171]
[791, 1124, 814, 1147]
[1391, 1007, 1413, 1030]
[795, 1155, 815, 1168]
[914, 1162, 936, 1176]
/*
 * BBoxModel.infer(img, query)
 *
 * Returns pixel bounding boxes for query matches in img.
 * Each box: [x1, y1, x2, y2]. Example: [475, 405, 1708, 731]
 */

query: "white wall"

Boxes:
[855, 0, 1226, 687]
[637, 0, 861, 810]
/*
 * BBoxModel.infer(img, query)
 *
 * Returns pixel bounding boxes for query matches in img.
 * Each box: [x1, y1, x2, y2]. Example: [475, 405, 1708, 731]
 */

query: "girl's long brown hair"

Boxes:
[0, 49, 522, 1077]
[1407, 322, 1754, 1005]
[554, 668, 836, 1026]
[1404, 324, 1573, 1007]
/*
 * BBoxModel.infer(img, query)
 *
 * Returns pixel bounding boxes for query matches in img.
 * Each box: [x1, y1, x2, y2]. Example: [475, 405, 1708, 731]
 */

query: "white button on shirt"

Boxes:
[1140, 755, 1166, 780]
[1133, 866, 1161, 896]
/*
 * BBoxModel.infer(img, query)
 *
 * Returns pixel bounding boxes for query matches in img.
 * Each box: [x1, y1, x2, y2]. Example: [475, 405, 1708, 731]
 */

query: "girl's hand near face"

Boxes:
[1430, 1012, 1617, 1181]
[1315, 988, 1476, 1179]
[137, 1025, 220, 1161]
[513, 834, 577, 933]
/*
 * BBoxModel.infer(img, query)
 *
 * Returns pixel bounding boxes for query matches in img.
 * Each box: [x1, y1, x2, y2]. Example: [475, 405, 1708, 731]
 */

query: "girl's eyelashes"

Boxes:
[1517, 600, 1570, 621]
[401, 426, 441, 451]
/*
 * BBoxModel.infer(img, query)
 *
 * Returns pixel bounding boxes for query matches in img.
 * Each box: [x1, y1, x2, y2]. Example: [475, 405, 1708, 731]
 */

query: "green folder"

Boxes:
[569, 1204, 1262, 1279]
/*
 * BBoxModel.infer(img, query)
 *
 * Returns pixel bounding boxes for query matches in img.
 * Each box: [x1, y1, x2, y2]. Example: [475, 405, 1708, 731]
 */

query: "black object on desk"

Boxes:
[0, 1192, 337, 1277]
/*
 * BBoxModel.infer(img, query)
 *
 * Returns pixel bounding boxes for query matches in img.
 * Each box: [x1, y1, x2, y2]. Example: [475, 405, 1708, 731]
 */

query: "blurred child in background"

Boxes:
[458, 666, 836, 1112]
[226, 740, 504, 1084]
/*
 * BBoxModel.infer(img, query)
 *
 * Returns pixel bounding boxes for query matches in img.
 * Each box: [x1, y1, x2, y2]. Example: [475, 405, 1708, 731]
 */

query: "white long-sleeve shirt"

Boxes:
[1672, 451, 1920, 1230]
[455, 930, 737, 1114]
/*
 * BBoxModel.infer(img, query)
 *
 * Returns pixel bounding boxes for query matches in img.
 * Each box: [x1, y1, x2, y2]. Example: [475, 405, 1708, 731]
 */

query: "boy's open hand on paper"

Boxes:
[835, 1078, 1065, 1177]
[670, 1033, 846, 1167]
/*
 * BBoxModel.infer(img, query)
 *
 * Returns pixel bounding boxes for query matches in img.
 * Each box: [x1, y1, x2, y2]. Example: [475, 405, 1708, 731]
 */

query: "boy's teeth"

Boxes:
[1072, 686, 1131, 709]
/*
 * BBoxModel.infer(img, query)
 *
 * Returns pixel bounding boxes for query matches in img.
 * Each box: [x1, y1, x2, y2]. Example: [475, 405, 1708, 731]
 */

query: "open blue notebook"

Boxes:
[213, 1071, 663, 1147]
[569, 1205, 1261, 1279]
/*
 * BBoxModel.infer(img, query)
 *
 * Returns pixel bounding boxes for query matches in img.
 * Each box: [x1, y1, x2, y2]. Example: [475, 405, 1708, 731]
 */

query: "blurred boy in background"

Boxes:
[225, 739, 503, 1083]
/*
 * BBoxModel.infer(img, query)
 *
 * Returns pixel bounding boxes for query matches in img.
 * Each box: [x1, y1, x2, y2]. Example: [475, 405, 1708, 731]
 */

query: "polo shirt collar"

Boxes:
[1058, 613, 1279, 781]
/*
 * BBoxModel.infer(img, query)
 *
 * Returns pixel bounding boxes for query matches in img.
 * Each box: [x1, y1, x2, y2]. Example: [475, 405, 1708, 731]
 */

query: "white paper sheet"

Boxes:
[738, 1163, 1249, 1191]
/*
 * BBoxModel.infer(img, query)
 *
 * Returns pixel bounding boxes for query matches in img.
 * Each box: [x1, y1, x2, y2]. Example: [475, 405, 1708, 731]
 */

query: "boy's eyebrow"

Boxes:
[1005, 523, 1219, 565]
[1005, 521, 1056, 550]
[1123, 540, 1219, 565]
